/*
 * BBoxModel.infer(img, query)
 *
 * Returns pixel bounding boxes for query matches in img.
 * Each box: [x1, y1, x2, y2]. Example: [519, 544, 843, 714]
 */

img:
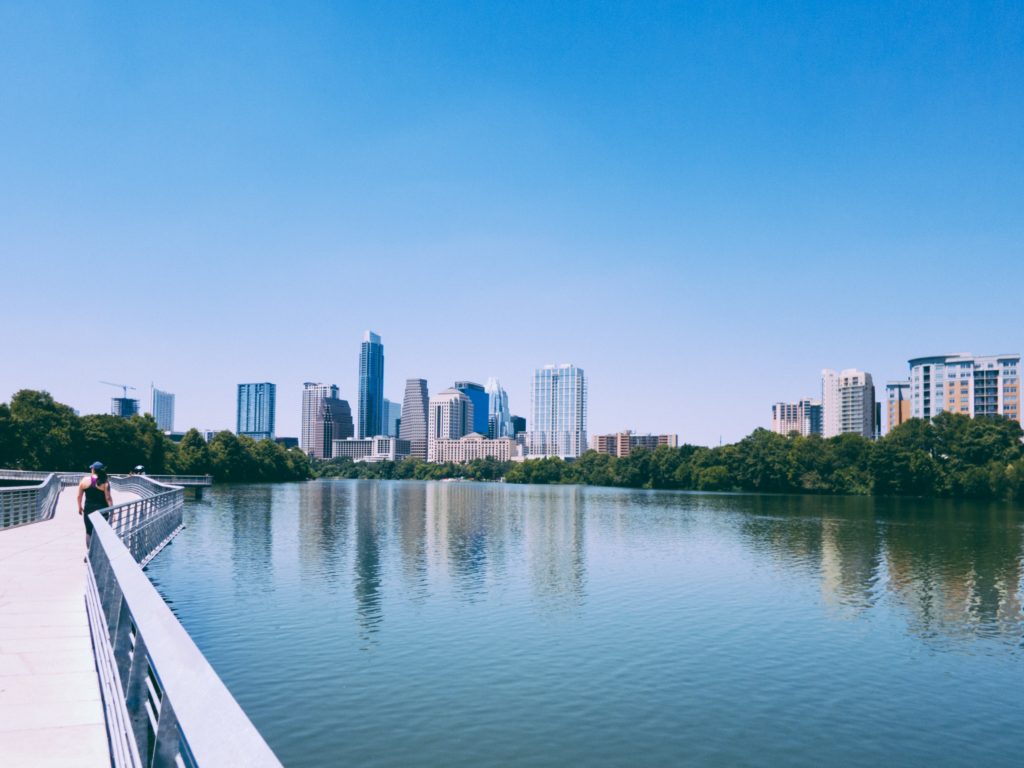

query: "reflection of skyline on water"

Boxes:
[731, 494, 1024, 646]
[208, 481, 1023, 648]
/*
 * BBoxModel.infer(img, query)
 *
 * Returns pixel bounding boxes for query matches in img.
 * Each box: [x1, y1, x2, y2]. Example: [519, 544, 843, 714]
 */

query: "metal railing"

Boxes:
[0, 472, 62, 529]
[143, 474, 213, 487]
[105, 475, 186, 566]
[86, 518, 282, 768]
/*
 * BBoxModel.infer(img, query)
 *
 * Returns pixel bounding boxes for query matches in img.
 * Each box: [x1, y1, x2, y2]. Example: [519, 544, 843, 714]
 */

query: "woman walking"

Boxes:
[77, 461, 112, 548]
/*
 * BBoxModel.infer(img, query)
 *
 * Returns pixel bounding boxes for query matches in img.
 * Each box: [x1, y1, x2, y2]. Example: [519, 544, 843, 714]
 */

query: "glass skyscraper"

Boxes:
[485, 377, 512, 438]
[237, 382, 276, 440]
[151, 387, 175, 432]
[525, 364, 587, 458]
[358, 331, 385, 438]
[454, 381, 489, 435]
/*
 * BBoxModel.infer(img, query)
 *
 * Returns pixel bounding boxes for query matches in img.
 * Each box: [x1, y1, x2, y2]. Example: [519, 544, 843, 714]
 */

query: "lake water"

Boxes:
[144, 480, 1024, 767]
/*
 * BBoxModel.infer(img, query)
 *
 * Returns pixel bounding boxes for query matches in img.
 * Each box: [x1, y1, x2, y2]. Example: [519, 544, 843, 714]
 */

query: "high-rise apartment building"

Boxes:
[151, 387, 175, 432]
[237, 382, 276, 440]
[427, 388, 473, 462]
[454, 381, 489, 436]
[358, 331, 385, 438]
[525, 364, 587, 458]
[111, 398, 139, 418]
[821, 369, 875, 439]
[485, 378, 513, 438]
[908, 353, 1021, 424]
[770, 398, 821, 437]
[590, 431, 678, 457]
[399, 379, 429, 460]
[885, 381, 911, 434]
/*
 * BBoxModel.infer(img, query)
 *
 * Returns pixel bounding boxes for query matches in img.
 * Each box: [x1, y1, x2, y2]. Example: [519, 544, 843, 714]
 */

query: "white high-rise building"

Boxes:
[770, 398, 821, 436]
[908, 353, 1021, 423]
[821, 369, 875, 439]
[427, 388, 474, 462]
[485, 377, 513, 438]
[525, 364, 587, 458]
[152, 387, 175, 432]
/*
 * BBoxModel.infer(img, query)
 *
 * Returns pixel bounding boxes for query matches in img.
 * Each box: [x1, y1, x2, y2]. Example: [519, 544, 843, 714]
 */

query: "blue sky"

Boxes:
[2, 2, 1022, 445]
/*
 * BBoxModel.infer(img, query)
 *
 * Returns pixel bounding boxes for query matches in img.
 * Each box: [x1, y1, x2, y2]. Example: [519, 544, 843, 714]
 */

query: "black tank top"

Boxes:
[83, 478, 108, 512]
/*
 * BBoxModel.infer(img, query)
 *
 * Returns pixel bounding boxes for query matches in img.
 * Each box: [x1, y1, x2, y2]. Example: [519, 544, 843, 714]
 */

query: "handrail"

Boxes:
[0, 473, 61, 529]
[86, 518, 282, 767]
[106, 475, 185, 566]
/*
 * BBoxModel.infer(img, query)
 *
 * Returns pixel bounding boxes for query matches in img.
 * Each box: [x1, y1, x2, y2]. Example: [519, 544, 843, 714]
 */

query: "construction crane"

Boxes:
[100, 381, 137, 399]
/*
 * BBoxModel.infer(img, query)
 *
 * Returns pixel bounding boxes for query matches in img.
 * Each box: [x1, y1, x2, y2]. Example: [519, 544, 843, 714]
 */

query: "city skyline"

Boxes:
[3, 4, 1021, 446]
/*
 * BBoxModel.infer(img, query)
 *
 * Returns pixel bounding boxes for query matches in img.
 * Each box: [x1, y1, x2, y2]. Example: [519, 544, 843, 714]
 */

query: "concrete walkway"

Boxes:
[0, 486, 110, 767]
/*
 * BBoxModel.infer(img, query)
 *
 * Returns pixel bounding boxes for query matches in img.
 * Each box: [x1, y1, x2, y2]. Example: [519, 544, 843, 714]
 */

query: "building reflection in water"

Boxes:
[351, 481, 386, 637]
[735, 494, 1024, 644]
[522, 485, 587, 613]
[297, 480, 352, 593]
[230, 485, 275, 598]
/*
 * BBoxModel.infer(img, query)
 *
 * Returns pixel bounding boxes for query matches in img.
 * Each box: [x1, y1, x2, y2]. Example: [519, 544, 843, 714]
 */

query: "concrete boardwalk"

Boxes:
[0, 486, 111, 767]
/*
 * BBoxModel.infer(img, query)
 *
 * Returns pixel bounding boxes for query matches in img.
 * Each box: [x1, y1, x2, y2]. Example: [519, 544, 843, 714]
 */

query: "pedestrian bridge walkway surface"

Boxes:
[0, 486, 121, 767]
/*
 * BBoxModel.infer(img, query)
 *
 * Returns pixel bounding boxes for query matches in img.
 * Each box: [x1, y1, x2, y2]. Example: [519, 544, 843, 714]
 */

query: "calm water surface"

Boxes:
[144, 481, 1024, 767]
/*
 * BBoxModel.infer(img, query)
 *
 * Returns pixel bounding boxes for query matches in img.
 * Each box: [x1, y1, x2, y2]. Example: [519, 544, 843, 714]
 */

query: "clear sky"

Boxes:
[2, 2, 1022, 445]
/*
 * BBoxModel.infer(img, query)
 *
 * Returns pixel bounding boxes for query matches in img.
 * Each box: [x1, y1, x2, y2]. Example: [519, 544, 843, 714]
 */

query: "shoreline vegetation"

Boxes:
[318, 412, 1024, 501]
[5, 389, 1024, 500]
[0, 390, 310, 482]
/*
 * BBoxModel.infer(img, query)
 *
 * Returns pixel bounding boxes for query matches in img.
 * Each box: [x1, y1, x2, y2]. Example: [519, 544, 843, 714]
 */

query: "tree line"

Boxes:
[0, 390, 310, 482]
[315, 412, 1024, 501]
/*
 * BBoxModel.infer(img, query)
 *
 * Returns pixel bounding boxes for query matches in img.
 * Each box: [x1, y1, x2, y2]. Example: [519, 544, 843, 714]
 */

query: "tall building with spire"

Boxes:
[525, 364, 587, 458]
[485, 377, 513, 438]
[358, 331, 385, 438]
[399, 378, 429, 460]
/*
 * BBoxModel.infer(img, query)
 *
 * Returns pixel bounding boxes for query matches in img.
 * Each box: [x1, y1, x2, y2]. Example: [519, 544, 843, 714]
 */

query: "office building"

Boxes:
[301, 382, 353, 457]
[485, 378, 513, 438]
[525, 364, 587, 458]
[908, 353, 1021, 423]
[431, 434, 517, 464]
[886, 381, 911, 434]
[151, 387, 175, 432]
[821, 369, 875, 439]
[236, 382, 276, 441]
[427, 388, 474, 462]
[590, 431, 679, 458]
[399, 379, 429, 460]
[511, 415, 526, 436]
[332, 436, 411, 463]
[358, 331, 385, 438]
[381, 399, 402, 437]
[111, 398, 139, 418]
[455, 381, 490, 436]
[770, 398, 822, 437]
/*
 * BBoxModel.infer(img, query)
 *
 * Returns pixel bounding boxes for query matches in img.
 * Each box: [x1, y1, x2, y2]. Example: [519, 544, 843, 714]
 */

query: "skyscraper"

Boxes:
[770, 398, 821, 436]
[821, 368, 875, 439]
[525, 364, 587, 458]
[485, 377, 513, 438]
[313, 396, 354, 458]
[302, 382, 336, 454]
[380, 398, 402, 437]
[399, 379, 429, 460]
[427, 388, 473, 462]
[454, 381, 489, 435]
[151, 387, 175, 432]
[358, 331, 385, 438]
[237, 382, 276, 440]
[908, 353, 1021, 424]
